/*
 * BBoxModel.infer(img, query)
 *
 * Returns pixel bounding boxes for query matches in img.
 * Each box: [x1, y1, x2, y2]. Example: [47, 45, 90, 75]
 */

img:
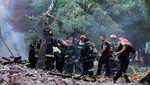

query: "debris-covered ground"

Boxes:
[0, 64, 148, 85]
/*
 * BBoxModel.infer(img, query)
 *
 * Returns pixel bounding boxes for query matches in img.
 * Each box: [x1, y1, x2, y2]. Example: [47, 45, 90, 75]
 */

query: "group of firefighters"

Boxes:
[28, 32, 139, 84]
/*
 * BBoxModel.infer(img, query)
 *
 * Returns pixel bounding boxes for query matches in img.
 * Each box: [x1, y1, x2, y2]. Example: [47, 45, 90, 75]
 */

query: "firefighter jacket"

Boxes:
[45, 37, 60, 57]
[65, 45, 78, 59]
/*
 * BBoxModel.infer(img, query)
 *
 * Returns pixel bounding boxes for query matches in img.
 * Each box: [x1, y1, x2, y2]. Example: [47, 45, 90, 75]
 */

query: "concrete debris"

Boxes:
[0, 64, 145, 85]
[2, 73, 9, 82]
[0, 56, 22, 65]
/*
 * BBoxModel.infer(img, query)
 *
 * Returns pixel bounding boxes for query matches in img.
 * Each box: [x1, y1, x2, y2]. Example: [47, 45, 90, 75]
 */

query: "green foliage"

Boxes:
[30, 0, 51, 14]
[143, 0, 150, 15]
[25, 15, 33, 22]
[24, 29, 41, 45]
[29, 0, 150, 47]
[50, 0, 122, 38]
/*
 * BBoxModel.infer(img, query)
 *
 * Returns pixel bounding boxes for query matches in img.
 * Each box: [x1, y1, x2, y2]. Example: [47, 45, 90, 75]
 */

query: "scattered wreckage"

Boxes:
[0, 56, 149, 85]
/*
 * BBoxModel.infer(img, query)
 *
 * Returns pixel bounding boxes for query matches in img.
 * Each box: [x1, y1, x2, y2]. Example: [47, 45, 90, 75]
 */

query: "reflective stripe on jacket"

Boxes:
[45, 54, 54, 57]
[53, 47, 61, 53]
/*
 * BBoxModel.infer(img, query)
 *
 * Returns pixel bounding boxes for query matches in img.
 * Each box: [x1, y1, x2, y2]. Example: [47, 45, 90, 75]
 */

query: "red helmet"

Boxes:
[66, 40, 72, 45]
[121, 38, 129, 45]
[121, 39, 129, 43]
[110, 34, 117, 38]
[119, 37, 125, 41]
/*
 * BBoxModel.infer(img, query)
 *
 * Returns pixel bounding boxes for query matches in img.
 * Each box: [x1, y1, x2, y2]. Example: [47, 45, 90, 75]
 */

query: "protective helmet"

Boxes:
[80, 35, 86, 40]
[121, 38, 129, 45]
[121, 39, 129, 43]
[110, 34, 117, 38]
[66, 40, 72, 45]
[118, 37, 125, 41]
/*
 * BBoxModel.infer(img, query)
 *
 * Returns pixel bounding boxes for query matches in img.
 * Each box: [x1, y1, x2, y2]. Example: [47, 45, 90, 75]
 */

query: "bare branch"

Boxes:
[46, 0, 57, 15]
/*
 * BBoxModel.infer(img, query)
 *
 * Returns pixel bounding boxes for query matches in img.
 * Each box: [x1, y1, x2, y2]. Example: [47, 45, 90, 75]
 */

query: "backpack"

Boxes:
[83, 43, 98, 61]
[85, 43, 95, 56]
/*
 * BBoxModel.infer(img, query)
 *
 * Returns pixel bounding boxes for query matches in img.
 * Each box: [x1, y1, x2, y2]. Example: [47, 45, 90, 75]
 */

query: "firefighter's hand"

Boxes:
[115, 52, 120, 56]
[99, 53, 102, 57]
[134, 57, 139, 61]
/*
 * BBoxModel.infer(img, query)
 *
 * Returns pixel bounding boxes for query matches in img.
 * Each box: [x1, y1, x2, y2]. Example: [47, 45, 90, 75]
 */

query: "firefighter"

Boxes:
[28, 44, 37, 69]
[45, 31, 61, 71]
[75, 35, 87, 74]
[78, 35, 86, 47]
[80, 38, 95, 77]
[57, 38, 68, 73]
[113, 38, 139, 83]
[144, 42, 150, 67]
[63, 40, 79, 74]
[66, 34, 76, 45]
[77, 35, 87, 54]
[109, 34, 119, 75]
[77, 35, 87, 60]
[53, 45, 62, 72]
[110, 34, 118, 52]
[96, 35, 111, 77]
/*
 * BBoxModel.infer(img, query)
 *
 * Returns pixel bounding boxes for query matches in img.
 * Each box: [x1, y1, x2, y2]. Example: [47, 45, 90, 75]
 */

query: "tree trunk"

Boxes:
[37, 0, 57, 69]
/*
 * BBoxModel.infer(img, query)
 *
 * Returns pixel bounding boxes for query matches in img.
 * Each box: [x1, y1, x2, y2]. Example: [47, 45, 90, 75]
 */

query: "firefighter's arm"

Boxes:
[115, 45, 127, 56]
[134, 51, 139, 61]
[100, 45, 107, 55]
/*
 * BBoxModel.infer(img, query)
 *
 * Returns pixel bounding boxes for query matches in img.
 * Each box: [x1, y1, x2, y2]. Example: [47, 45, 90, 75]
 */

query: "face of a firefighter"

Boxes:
[100, 36, 106, 42]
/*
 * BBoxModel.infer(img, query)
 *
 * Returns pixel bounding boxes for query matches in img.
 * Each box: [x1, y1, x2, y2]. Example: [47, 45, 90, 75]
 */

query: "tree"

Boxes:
[50, 0, 122, 41]
[32, 0, 58, 69]
[29, 0, 150, 56]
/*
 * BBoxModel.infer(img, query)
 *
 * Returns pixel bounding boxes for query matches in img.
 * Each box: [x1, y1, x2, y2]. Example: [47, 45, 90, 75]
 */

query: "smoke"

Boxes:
[90, 0, 147, 44]
[77, 0, 148, 50]
[9, 0, 32, 32]
[0, 0, 31, 57]
[102, 0, 148, 49]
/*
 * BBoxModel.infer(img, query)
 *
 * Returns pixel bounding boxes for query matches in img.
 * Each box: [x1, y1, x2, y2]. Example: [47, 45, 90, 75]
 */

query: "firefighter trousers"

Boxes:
[45, 57, 54, 70]
[96, 57, 111, 76]
[63, 63, 73, 74]
[113, 59, 130, 82]
[83, 61, 94, 77]
[28, 56, 37, 69]
[74, 62, 83, 74]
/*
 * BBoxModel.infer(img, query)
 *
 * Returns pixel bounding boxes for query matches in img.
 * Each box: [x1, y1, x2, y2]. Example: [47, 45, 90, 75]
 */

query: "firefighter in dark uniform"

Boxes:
[109, 34, 119, 75]
[63, 40, 78, 74]
[77, 35, 87, 55]
[113, 38, 138, 83]
[96, 35, 111, 77]
[78, 35, 86, 48]
[75, 35, 87, 74]
[28, 44, 37, 68]
[110, 34, 118, 52]
[57, 38, 68, 73]
[80, 38, 95, 77]
[45, 31, 61, 71]
[66, 34, 76, 45]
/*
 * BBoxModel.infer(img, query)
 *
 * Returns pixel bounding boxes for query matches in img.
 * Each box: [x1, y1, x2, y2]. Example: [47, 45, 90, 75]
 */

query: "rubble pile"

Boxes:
[0, 56, 21, 65]
[0, 64, 143, 85]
